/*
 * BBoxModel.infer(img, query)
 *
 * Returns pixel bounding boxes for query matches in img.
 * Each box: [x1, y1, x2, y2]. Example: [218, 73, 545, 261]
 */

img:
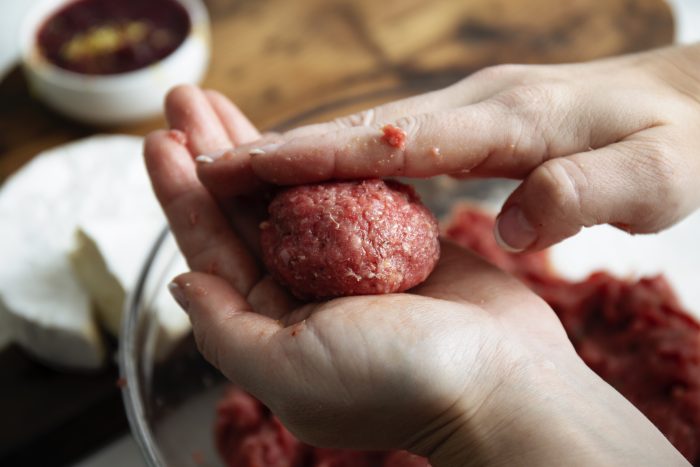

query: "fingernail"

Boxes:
[248, 148, 266, 156]
[195, 155, 214, 164]
[494, 206, 537, 253]
[168, 281, 189, 312]
[199, 148, 232, 162]
[256, 143, 282, 153]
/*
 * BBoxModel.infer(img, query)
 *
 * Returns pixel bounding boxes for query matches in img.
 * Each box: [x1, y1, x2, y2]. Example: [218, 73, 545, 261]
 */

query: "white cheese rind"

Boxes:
[70, 217, 191, 359]
[0, 135, 156, 369]
[0, 251, 104, 368]
[70, 217, 165, 337]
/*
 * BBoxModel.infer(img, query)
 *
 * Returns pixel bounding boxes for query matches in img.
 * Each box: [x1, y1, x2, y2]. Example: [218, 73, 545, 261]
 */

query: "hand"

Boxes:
[197, 44, 700, 254]
[144, 86, 687, 466]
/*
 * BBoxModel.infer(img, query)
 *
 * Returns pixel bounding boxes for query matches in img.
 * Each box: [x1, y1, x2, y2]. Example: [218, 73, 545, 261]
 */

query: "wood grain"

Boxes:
[0, 0, 673, 182]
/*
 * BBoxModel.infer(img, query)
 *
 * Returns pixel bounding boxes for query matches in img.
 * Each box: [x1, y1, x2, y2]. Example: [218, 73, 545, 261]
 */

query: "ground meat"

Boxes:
[215, 388, 305, 467]
[215, 387, 430, 467]
[381, 124, 407, 150]
[443, 204, 700, 465]
[442, 203, 551, 278]
[260, 179, 440, 300]
[530, 273, 700, 462]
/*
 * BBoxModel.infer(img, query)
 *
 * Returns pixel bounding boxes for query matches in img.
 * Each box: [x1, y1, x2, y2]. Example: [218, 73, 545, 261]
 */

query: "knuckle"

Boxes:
[334, 108, 377, 128]
[390, 114, 427, 174]
[193, 324, 221, 369]
[492, 83, 572, 157]
[529, 158, 591, 227]
[640, 146, 677, 194]
[632, 142, 683, 228]
[393, 114, 421, 136]
[468, 64, 528, 84]
[493, 83, 562, 115]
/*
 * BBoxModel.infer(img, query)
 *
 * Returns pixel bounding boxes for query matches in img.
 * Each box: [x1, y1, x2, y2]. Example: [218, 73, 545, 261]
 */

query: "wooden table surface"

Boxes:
[0, 0, 674, 464]
[0, 0, 674, 181]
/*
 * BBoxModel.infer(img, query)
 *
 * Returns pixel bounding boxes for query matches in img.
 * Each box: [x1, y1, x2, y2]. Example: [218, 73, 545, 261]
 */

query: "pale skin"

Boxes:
[145, 44, 700, 466]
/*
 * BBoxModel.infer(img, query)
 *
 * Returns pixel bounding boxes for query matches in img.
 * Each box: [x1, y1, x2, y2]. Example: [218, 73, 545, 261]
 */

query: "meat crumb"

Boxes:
[167, 129, 188, 146]
[191, 450, 205, 465]
[188, 210, 199, 226]
[381, 124, 407, 150]
[260, 180, 439, 300]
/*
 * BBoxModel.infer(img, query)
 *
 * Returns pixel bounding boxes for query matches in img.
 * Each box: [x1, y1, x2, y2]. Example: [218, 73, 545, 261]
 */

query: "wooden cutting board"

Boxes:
[0, 0, 674, 465]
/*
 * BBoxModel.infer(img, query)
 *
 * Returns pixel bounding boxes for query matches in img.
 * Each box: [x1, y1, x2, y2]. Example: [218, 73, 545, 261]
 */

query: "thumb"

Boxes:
[495, 130, 696, 252]
[168, 272, 282, 391]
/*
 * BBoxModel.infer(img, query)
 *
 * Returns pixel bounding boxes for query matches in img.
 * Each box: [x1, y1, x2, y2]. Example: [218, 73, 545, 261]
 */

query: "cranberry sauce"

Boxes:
[37, 0, 190, 75]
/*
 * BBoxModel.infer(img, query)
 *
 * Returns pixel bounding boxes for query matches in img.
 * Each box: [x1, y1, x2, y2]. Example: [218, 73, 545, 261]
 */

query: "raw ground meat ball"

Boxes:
[260, 179, 440, 300]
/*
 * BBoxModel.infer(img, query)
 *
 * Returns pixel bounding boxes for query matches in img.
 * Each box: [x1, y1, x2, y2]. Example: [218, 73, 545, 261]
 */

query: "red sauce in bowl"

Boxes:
[37, 0, 190, 75]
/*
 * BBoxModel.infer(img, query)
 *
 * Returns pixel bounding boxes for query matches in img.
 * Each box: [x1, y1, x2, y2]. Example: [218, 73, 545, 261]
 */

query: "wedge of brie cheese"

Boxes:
[71, 217, 191, 358]
[0, 135, 166, 369]
[70, 216, 163, 336]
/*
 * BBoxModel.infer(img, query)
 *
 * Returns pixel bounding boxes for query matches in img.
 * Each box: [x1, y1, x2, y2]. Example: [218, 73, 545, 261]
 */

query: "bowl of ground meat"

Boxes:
[120, 88, 700, 467]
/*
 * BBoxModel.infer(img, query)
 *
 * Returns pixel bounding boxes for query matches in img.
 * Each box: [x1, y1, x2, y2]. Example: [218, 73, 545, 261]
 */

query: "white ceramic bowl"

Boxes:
[20, 0, 210, 126]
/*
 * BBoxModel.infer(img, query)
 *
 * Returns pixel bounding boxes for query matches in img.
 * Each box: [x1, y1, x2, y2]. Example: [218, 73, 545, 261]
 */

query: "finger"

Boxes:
[194, 67, 533, 197]
[278, 86, 460, 140]
[494, 127, 698, 252]
[196, 139, 278, 198]
[243, 84, 661, 186]
[169, 272, 283, 392]
[203, 89, 261, 145]
[195, 91, 270, 231]
[216, 196, 269, 258]
[144, 130, 261, 293]
[165, 85, 232, 155]
[270, 64, 540, 141]
[244, 104, 520, 185]
[165, 86, 269, 261]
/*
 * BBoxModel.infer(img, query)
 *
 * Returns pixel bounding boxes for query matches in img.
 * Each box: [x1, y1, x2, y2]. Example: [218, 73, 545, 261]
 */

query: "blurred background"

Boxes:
[1, 1, 699, 466]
